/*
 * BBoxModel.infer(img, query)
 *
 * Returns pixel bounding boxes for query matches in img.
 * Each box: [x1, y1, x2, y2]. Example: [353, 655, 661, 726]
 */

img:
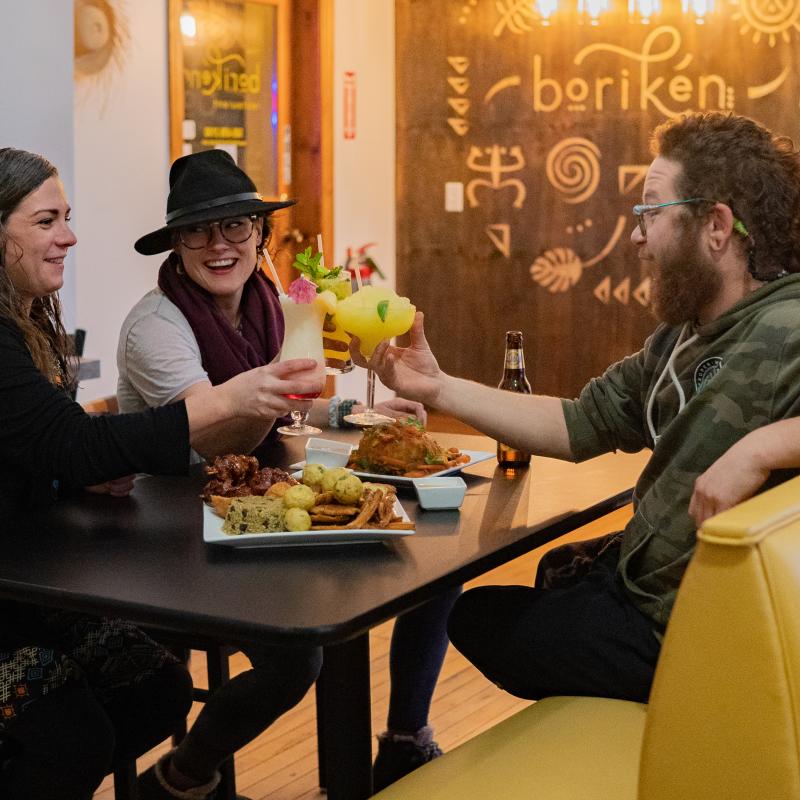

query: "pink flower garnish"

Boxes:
[288, 277, 318, 304]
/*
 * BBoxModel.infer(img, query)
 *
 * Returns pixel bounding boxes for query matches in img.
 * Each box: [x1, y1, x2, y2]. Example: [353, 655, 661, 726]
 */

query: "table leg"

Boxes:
[315, 676, 327, 790]
[316, 634, 373, 800]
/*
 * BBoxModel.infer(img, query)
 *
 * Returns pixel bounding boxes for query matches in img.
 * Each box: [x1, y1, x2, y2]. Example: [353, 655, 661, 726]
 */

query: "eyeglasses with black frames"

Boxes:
[178, 215, 258, 249]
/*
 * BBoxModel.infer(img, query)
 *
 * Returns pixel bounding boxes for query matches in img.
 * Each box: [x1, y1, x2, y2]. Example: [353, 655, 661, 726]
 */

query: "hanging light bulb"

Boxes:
[578, 0, 610, 24]
[629, 0, 661, 23]
[682, 0, 714, 23]
[537, 0, 559, 24]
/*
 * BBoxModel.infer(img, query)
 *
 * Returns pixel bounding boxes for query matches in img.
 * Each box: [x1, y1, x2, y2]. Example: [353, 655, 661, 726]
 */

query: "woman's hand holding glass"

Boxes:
[222, 359, 323, 420]
[276, 357, 327, 436]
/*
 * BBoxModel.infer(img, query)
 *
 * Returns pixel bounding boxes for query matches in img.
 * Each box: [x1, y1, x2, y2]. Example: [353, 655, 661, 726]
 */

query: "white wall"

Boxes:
[74, 0, 171, 400]
[0, 0, 77, 329]
[332, 0, 396, 403]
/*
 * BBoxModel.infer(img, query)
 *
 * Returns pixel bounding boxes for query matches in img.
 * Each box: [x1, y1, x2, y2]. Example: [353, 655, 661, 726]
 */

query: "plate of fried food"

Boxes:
[202, 454, 414, 547]
[344, 418, 494, 484]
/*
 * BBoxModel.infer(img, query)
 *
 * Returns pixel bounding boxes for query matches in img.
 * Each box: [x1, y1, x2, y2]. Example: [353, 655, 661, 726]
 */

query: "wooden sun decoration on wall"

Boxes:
[74, 0, 131, 96]
[730, 0, 800, 45]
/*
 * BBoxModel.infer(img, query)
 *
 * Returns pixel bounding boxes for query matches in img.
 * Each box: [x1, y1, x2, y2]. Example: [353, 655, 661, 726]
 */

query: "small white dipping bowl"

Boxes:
[305, 438, 354, 469]
[413, 476, 467, 510]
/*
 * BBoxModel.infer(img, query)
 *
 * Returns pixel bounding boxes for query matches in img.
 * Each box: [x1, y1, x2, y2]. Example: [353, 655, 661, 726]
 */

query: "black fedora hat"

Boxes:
[134, 149, 296, 255]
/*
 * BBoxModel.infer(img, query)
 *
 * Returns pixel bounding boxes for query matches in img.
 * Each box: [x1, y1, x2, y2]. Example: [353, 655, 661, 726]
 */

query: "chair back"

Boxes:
[639, 476, 800, 800]
[81, 395, 119, 415]
[69, 328, 86, 357]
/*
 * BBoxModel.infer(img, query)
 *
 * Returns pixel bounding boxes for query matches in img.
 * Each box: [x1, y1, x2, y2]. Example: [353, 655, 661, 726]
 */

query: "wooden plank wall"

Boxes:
[395, 0, 800, 397]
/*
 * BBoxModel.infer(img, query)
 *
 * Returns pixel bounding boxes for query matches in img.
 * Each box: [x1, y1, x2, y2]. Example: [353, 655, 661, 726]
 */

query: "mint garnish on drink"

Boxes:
[292, 246, 342, 287]
[377, 300, 389, 322]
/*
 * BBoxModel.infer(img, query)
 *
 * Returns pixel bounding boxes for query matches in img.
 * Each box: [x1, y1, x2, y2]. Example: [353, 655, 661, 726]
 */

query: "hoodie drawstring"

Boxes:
[646, 323, 699, 445]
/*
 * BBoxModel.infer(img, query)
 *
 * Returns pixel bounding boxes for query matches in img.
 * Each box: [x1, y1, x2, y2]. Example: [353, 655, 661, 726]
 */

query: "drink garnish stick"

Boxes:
[353, 254, 364, 292]
[317, 233, 325, 268]
[262, 249, 286, 296]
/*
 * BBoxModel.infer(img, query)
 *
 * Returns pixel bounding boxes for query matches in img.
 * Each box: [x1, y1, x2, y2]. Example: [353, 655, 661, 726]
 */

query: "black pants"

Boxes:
[171, 588, 462, 781]
[171, 643, 323, 782]
[447, 544, 662, 704]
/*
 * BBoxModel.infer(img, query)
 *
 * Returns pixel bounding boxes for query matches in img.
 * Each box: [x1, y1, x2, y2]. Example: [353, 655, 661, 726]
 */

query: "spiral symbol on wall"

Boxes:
[545, 138, 601, 205]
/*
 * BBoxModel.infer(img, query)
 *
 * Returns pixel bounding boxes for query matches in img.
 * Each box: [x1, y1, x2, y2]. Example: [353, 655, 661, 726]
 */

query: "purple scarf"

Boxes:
[158, 254, 284, 385]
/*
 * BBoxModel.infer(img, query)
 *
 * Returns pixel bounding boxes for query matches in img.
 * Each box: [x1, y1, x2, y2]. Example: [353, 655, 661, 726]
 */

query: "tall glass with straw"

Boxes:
[261, 249, 328, 436]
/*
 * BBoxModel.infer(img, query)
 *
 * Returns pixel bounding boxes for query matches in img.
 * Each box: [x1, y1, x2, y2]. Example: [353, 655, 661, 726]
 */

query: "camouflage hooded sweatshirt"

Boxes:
[562, 274, 800, 628]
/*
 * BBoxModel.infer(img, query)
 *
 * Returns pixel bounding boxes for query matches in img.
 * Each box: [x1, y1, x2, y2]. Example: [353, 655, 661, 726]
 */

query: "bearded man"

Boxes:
[353, 111, 800, 703]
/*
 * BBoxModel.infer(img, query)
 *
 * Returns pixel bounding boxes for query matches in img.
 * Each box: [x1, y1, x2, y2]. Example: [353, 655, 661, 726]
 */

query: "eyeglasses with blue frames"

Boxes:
[632, 198, 709, 237]
[632, 198, 750, 239]
[178, 214, 258, 249]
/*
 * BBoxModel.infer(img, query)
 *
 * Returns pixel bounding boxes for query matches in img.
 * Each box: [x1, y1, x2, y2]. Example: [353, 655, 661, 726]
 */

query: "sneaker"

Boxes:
[137, 750, 221, 800]
[372, 726, 443, 792]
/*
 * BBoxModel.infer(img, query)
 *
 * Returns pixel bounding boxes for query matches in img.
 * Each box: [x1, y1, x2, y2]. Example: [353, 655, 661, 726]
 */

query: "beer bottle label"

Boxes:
[504, 349, 523, 370]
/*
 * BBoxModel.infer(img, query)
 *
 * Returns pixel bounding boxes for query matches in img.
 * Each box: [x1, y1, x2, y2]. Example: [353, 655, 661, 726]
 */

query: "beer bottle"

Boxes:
[496, 331, 532, 469]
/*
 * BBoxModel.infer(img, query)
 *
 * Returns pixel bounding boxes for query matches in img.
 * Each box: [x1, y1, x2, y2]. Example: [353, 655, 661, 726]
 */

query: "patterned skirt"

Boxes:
[0, 608, 178, 733]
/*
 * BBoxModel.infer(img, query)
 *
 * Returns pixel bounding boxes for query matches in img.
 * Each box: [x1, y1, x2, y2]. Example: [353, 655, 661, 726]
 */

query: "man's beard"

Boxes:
[649, 223, 722, 326]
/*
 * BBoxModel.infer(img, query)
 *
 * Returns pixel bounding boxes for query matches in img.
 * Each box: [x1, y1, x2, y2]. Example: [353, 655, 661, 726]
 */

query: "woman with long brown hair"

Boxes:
[0, 146, 323, 799]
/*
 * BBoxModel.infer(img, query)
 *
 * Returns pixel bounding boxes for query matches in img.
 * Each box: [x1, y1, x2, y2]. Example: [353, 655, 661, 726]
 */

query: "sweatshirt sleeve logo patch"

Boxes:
[694, 356, 724, 392]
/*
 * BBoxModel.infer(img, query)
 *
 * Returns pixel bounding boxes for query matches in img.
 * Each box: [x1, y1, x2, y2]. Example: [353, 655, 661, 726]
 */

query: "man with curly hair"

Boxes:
[355, 111, 800, 703]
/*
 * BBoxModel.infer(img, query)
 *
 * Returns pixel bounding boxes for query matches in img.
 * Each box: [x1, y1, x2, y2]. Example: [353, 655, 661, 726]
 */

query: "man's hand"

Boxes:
[350, 312, 444, 406]
[86, 475, 137, 497]
[688, 441, 770, 527]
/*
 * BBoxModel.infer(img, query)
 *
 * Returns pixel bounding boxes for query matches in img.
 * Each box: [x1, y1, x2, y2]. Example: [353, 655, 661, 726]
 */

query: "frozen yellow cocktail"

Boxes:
[334, 286, 416, 357]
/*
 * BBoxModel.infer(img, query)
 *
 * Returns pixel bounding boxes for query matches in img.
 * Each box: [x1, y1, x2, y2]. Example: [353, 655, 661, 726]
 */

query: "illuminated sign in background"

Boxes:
[171, 0, 281, 198]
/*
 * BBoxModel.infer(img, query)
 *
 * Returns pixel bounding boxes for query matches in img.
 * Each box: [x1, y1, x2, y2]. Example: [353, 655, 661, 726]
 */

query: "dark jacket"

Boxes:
[0, 317, 190, 520]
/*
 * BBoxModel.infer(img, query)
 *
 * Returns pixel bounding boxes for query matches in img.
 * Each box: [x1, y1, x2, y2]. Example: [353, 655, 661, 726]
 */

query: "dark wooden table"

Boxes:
[0, 431, 647, 799]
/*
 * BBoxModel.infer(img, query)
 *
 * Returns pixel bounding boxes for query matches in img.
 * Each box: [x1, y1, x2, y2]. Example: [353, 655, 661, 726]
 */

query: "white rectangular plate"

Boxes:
[290, 449, 495, 484]
[203, 497, 414, 548]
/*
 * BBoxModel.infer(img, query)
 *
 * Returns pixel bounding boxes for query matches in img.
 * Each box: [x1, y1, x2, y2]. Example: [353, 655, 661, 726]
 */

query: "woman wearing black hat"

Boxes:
[119, 149, 459, 795]
[0, 146, 324, 800]
[121, 148, 420, 459]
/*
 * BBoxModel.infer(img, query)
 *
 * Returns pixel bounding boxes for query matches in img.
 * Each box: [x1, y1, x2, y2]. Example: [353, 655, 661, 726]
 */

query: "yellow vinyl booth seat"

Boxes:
[373, 475, 800, 800]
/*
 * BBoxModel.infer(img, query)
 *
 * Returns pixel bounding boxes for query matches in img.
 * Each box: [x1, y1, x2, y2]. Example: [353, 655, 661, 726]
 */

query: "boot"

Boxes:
[372, 725, 443, 792]
[136, 749, 221, 799]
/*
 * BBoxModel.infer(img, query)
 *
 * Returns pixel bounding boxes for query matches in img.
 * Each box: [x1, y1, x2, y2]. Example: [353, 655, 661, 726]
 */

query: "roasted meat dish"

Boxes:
[201, 454, 297, 501]
[347, 419, 467, 477]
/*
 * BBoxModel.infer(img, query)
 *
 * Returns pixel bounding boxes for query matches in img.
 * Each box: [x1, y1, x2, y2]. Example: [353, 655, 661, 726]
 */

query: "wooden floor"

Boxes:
[92, 504, 633, 800]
